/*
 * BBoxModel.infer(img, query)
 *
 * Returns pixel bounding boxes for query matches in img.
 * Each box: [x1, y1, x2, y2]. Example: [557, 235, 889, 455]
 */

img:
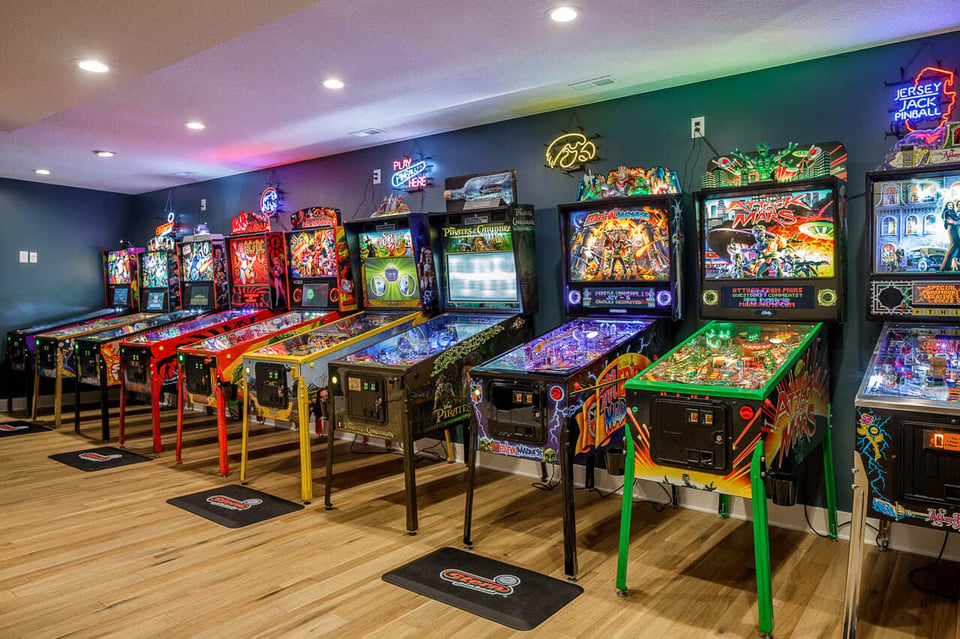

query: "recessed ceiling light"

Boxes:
[323, 78, 345, 90]
[348, 128, 385, 138]
[548, 6, 580, 22]
[77, 59, 110, 73]
[93, 150, 116, 158]
[34, 169, 51, 175]
[185, 121, 206, 130]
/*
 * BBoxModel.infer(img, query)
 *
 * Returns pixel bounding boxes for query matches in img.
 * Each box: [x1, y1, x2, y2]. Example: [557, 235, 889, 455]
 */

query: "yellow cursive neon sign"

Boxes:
[545, 132, 598, 170]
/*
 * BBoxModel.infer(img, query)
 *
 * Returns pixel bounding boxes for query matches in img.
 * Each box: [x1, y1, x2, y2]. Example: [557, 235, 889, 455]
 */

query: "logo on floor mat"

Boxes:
[206, 495, 263, 511]
[440, 569, 520, 597]
[0, 423, 29, 432]
[79, 452, 123, 462]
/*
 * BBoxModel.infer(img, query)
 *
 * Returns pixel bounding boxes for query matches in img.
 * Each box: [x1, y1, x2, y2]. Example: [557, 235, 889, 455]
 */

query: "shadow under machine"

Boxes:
[842, 119, 960, 637]
[31, 244, 150, 428]
[174, 208, 353, 475]
[117, 227, 271, 454]
[5, 244, 140, 417]
[463, 165, 684, 579]
[237, 205, 433, 502]
[328, 170, 537, 534]
[618, 142, 848, 639]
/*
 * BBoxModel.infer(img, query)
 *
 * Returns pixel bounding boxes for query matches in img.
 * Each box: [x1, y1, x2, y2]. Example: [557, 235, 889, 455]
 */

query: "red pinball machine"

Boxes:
[175, 208, 357, 475]
[117, 225, 273, 454]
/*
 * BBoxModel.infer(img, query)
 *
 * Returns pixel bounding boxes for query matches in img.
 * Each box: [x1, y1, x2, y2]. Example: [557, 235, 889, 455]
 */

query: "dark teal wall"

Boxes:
[0, 178, 133, 364]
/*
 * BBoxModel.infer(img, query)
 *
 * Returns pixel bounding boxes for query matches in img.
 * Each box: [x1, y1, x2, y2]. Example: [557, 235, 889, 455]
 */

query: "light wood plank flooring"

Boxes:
[0, 401, 957, 638]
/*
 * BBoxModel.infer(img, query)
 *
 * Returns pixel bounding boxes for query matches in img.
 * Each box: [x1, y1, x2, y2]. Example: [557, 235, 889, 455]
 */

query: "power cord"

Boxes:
[907, 532, 958, 600]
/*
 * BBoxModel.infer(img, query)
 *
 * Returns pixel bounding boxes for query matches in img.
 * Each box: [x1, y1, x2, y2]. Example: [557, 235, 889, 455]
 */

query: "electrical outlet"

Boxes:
[372, 169, 381, 185]
[691, 116, 705, 139]
[200, 198, 207, 211]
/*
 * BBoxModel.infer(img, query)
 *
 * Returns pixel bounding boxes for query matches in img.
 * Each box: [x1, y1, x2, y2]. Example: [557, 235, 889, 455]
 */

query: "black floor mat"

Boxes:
[0, 420, 52, 437]
[167, 484, 303, 528]
[382, 547, 582, 631]
[49, 446, 151, 471]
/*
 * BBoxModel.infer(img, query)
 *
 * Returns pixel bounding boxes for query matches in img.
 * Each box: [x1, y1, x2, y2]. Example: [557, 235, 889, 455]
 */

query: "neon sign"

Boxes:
[391, 157, 431, 191]
[545, 132, 598, 170]
[259, 186, 280, 216]
[892, 67, 956, 132]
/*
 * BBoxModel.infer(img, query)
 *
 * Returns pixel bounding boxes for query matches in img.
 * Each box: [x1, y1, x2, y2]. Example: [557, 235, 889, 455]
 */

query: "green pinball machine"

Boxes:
[616, 141, 848, 638]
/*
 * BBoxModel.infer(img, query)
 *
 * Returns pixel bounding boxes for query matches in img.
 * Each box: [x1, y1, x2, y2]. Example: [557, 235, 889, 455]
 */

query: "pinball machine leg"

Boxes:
[98, 357, 110, 442]
[175, 375, 186, 463]
[151, 366, 163, 454]
[24, 364, 34, 418]
[750, 446, 774, 638]
[402, 417, 419, 535]
[823, 408, 839, 540]
[719, 494, 730, 519]
[540, 462, 549, 483]
[841, 454, 869, 639]
[216, 381, 230, 476]
[56, 353, 65, 428]
[31, 366, 41, 422]
[444, 427, 454, 463]
[239, 378, 251, 485]
[73, 368, 81, 434]
[560, 420, 578, 581]
[296, 378, 313, 503]
[463, 411, 478, 549]
[119, 376, 127, 447]
[323, 412, 336, 510]
[615, 425, 637, 596]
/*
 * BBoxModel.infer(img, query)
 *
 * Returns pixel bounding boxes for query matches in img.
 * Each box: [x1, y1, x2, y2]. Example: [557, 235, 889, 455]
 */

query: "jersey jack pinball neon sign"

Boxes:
[892, 66, 956, 132]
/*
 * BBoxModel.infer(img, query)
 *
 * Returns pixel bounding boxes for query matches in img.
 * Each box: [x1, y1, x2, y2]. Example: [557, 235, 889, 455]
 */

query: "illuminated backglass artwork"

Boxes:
[181, 240, 215, 282]
[442, 223, 517, 303]
[230, 237, 269, 285]
[702, 188, 835, 280]
[872, 171, 960, 274]
[106, 251, 132, 285]
[567, 207, 670, 282]
[359, 229, 419, 307]
[141, 251, 168, 288]
[287, 229, 338, 279]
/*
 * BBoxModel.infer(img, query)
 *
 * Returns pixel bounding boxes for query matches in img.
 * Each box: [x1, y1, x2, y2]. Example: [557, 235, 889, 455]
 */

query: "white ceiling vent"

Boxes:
[568, 76, 617, 91]
[349, 128, 385, 138]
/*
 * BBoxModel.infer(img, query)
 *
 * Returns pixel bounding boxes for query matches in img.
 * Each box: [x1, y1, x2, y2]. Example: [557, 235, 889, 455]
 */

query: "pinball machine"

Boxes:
[841, 121, 960, 636]
[174, 209, 356, 476]
[463, 165, 684, 579]
[5, 247, 139, 416]
[30, 245, 146, 427]
[73, 230, 208, 442]
[238, 206, 430, 502]
[327, 170, 537, 535]
[116, 229, 271, 454]
[616, 142, 848, 639]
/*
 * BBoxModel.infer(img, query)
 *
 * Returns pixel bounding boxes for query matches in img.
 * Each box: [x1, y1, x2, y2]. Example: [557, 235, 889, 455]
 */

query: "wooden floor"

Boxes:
[1, 401, 958, 638]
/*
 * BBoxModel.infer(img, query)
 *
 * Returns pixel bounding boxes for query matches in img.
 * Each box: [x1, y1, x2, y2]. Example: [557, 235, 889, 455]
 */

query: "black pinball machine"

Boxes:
[463, 164, 684, 579]
[327, 169, 538, 535]
[842, 117, 960, 636]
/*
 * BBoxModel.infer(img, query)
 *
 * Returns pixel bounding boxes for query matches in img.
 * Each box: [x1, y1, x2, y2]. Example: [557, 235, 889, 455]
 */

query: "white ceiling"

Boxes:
[1, 0, 959, 195]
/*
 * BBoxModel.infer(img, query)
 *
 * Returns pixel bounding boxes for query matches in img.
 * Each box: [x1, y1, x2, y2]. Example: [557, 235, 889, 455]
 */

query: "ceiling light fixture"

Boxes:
[77, 59, 110, 73]
[93, 150, 116, 158]
[34, 169, 51, 175]
[323, 78, 345, 90]
[185, 121, 206, 130]
[548, 6, 580, 22]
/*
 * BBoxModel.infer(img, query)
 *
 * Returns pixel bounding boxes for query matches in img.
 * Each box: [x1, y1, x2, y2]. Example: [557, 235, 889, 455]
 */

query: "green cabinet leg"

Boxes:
[751, 445, 774, 637]
[718, 493, 729, 519]
[615, 421, 637, 596]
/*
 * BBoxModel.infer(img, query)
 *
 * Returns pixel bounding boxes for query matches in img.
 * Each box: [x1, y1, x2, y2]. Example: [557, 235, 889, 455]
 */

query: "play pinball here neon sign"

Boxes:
[892, 66, 956, 132]
[391, 157, 430, 191]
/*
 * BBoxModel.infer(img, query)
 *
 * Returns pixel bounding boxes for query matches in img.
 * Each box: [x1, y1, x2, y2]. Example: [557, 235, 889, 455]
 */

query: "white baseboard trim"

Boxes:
[2, 390, 108, 414]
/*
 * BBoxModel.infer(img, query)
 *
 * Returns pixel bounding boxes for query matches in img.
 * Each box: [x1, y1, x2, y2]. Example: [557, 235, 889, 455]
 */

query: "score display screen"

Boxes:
[145, 291, 166, 311]
[189, 284, 211, 308]
[106, 251, 132, 285]
[872, 170, 960, 274]
[302, 283, 330, 307]
[567, 206, 671, 283]
[181, 240, 214, 282]
[442, 223, 517, 303]
[359, 229, 419, 307]
[142, 251, 168, 288]
[582, 287, 656, 309]
[112, 287, 129, 306]
[702, 187, 835, 281]
[287, 229, 337, 279]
